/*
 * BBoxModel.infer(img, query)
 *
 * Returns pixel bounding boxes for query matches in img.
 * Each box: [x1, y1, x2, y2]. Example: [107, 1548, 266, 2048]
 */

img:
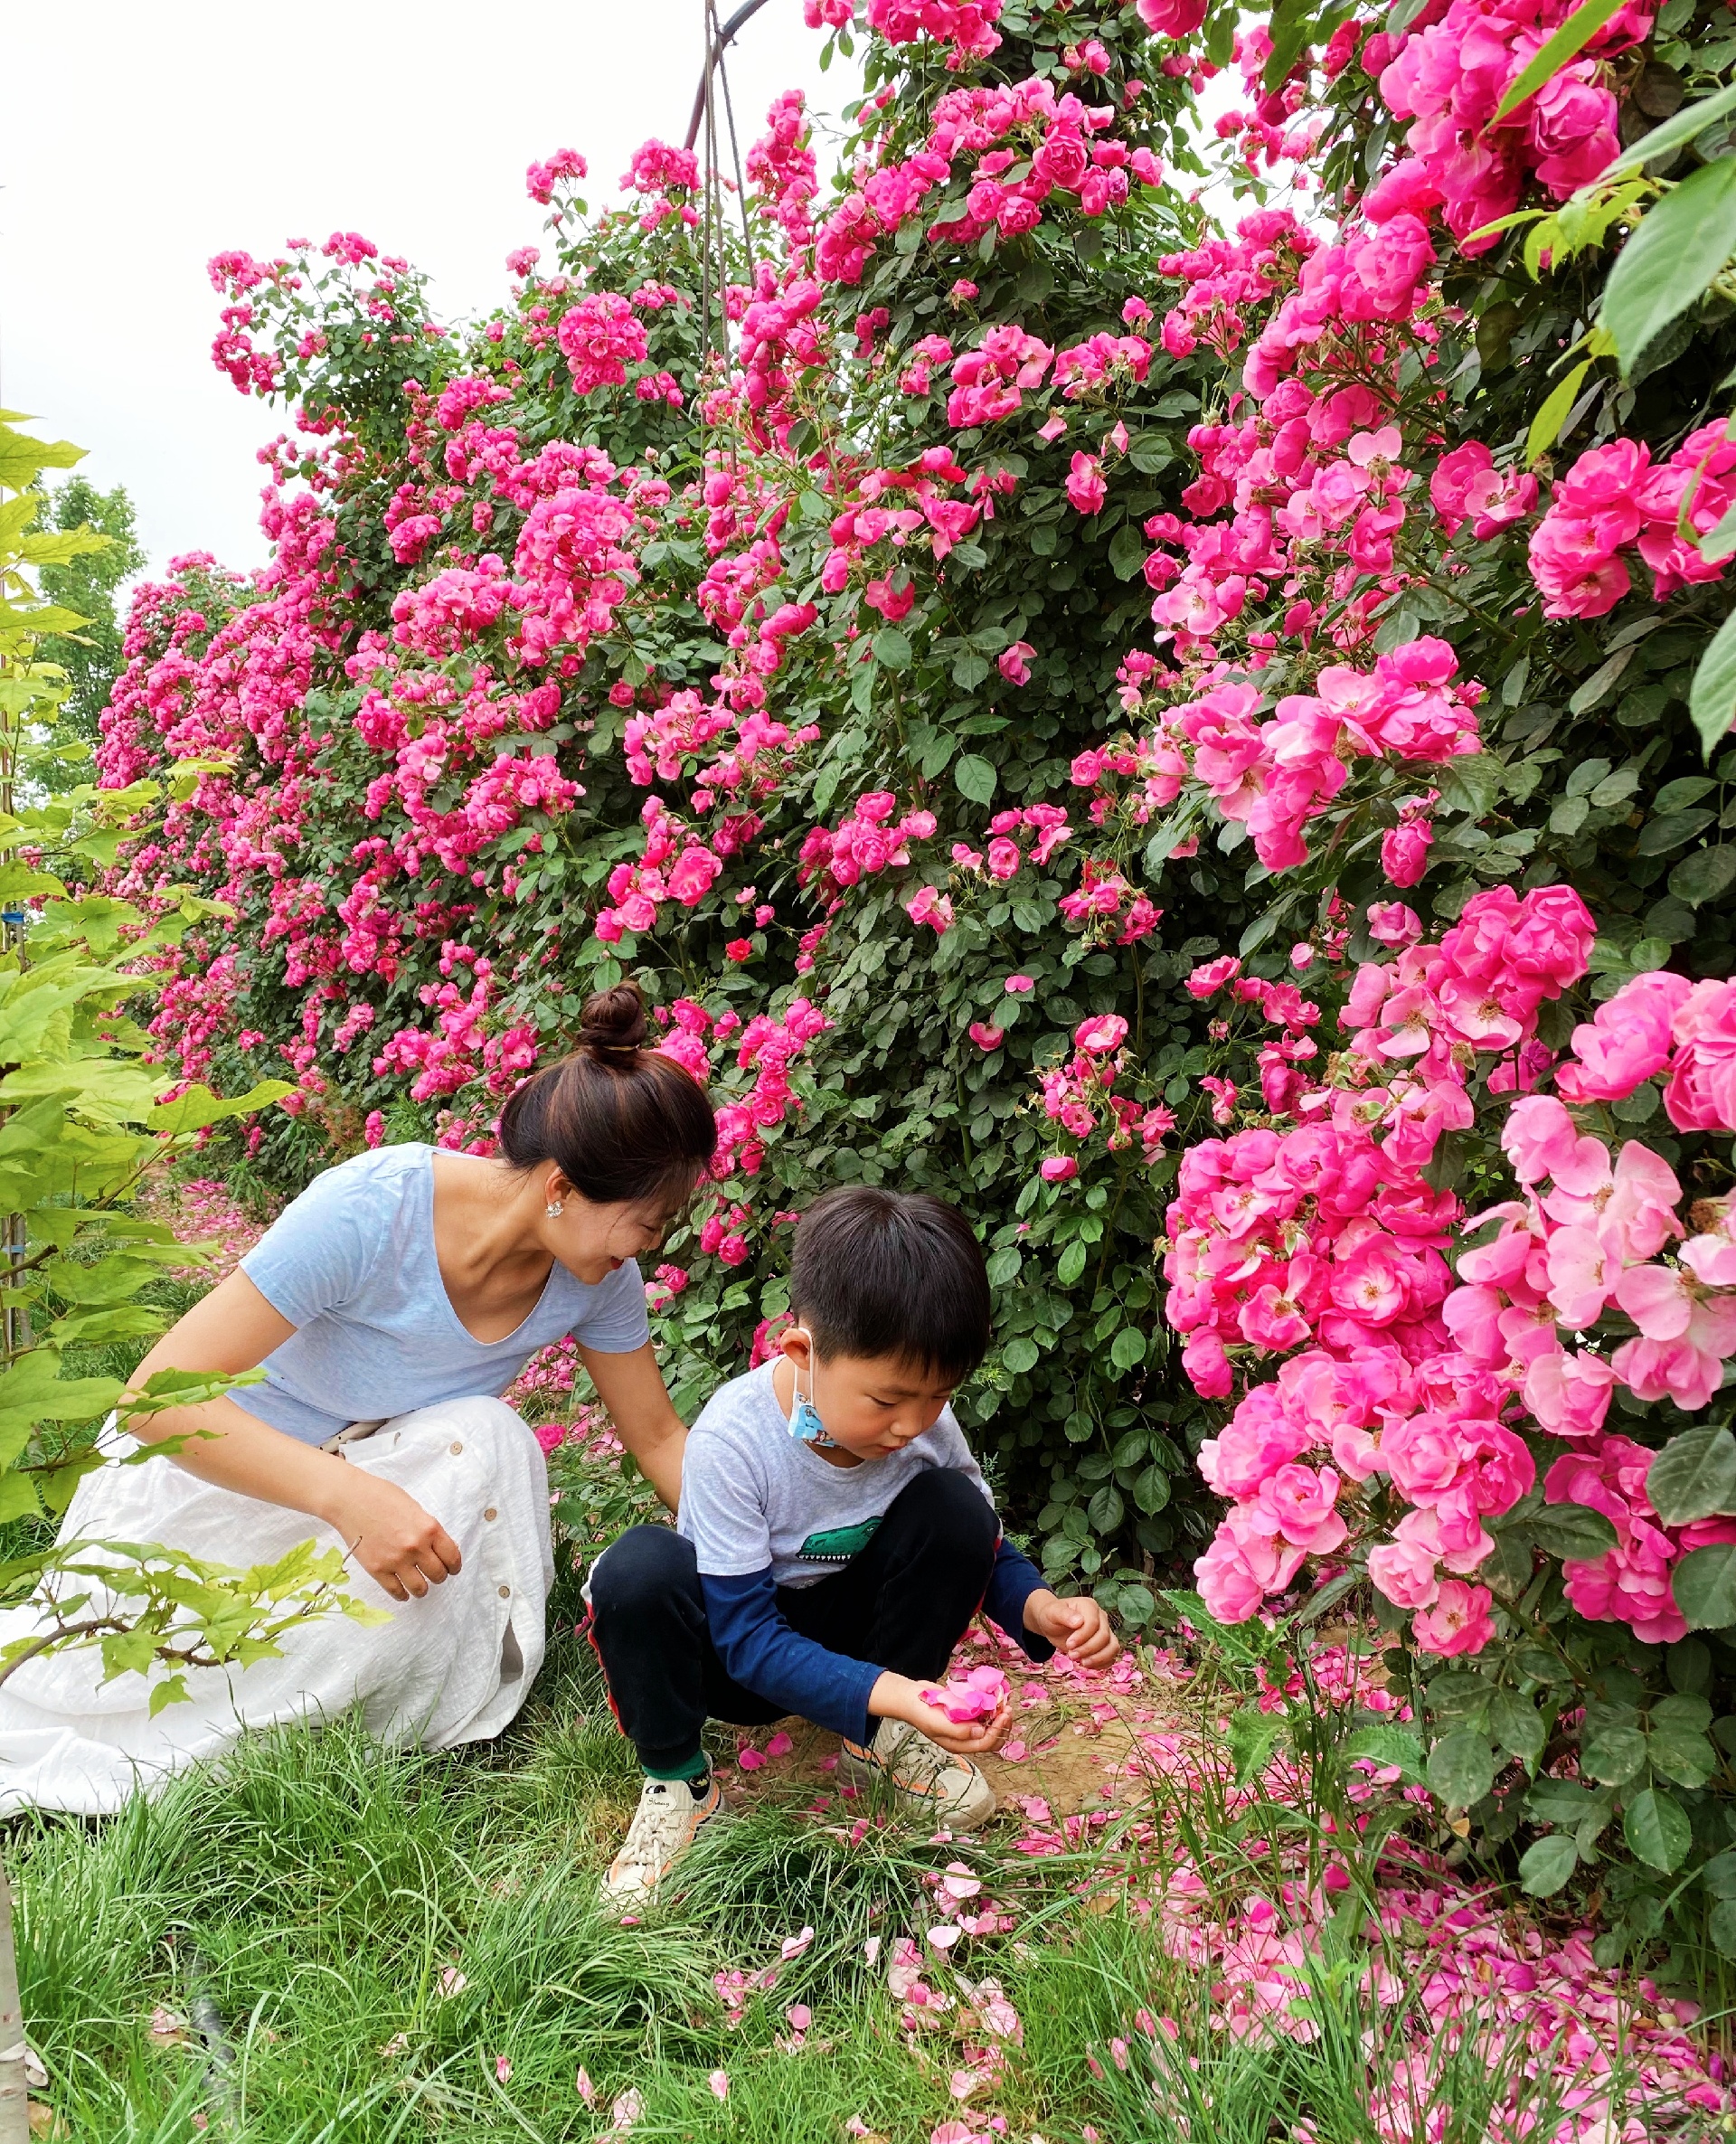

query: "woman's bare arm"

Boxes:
[124, 1270, 462, 1602]
[576, 1341, 687, 1511]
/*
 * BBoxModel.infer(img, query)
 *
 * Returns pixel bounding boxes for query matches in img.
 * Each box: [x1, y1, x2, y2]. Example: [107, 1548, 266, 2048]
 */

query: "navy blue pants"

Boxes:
[587, 1469, 997, 1772]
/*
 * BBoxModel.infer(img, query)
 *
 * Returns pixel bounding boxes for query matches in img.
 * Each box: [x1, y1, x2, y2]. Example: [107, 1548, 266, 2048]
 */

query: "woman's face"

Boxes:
[541, 1174, 680, 1284]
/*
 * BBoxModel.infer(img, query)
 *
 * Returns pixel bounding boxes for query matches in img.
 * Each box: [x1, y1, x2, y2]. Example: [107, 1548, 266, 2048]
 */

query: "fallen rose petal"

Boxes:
[438, 1967, 467, 1998]
[927, 1923, 962, 1950]
[737, 1748, 766, 1771]
[708, 2070, 729, 2101]
[780, 1925, 816, 1960]
[576, 2066, 597, 2104]
[495, 2055, 512, 2083]
[765, 1730, 794, 1757]
[786, 2003, 812, 2031]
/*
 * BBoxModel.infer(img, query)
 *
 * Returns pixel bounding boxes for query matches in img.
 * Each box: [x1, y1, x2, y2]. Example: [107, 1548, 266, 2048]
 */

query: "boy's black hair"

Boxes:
[788, 1186, 992, 1381]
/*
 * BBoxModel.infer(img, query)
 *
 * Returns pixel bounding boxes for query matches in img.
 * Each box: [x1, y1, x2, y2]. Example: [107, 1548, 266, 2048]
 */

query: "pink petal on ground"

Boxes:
[766, 1730, 794, 1757]
[708, 2071, 730, 2101]
[780, 1925, 816, 1960]
[1002, 1740, 1027, 1761]
[495, 2055, 512, 2083]
[738, 1748, 766, 1771]
[928, 1924, 962, 1950]
[576, 2067, 597, 2104]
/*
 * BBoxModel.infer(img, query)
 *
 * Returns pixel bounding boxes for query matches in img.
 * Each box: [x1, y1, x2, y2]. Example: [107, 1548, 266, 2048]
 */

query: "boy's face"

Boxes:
[779, 1329, 958, 1461]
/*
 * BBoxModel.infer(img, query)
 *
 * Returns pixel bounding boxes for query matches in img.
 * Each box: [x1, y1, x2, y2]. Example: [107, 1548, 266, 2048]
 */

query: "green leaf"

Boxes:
[1493, 0, 1625, 123]
[1689, 608, 1736, 760]
[1648, 1427, 1736, 1525]
[1597, 78, 1736, 184]
[1624, 1786, 1692, 1873]
[1669, 845, 1736, 906]
[951, 653, 991, 691]
[1490, 1689, 1546, 1763]
[1344, 1724, 1427, 1780]
[1056, 1240, 1088, 1287]
[1428, 1728, 1495, 1809]
[1229, 1704, 1287, 1783]
[1529, 1501, 1620, 1560]
[1109, 1327, 1146, 1371]
[1518, 1832, 1580, 1897]
[1001, 1336, 1041, 1375]
[954, 753, 997, 807]
[149, 1079, 296, 1135]
[1710, 1900, 1736, 1958]
[1088, 1485, 1125, 1533]
[1131, 1462, 1171, 1515]
[1600, 157, 1736, 375]
[1672, 1543, 1736, 1629]
[1108, 523, 1149, 581]
[871, 627, 912, 671]
[1435, 754, 1504, 817]
[1581, 1724, 1648, 1784]
[1526, 359, 1592, 464]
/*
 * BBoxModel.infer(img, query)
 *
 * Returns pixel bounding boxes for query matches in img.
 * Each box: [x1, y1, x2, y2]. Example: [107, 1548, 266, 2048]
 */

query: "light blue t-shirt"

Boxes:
[235, 1144, 650, 1445]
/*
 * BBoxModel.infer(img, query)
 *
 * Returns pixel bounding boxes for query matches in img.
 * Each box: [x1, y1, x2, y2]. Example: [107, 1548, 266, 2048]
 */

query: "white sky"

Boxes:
[2, 0, 855, 574]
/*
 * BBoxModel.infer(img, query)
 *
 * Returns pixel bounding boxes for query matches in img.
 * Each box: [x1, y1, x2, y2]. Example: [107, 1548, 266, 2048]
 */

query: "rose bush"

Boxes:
[91, 0, 1736, 1981]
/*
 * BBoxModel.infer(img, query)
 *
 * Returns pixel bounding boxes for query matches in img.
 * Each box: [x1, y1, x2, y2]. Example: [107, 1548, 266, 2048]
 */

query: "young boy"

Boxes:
[588, 1185, 1118, 1904]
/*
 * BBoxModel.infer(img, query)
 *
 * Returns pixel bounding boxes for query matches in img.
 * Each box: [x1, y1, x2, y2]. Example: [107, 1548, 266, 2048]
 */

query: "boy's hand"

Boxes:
[869, 1673, 1013, 1759]
[1024, 1588, 1119, 1670]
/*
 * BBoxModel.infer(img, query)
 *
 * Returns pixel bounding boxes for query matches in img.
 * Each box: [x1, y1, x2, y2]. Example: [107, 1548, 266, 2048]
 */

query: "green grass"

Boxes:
[5, 1261, 1703, 2140]
[8, 1579, 1680, 2144]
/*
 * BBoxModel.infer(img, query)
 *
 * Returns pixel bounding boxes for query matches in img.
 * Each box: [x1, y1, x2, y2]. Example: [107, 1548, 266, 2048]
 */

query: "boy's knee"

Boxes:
[895, 1470, 998, 1558]
[590, 1525, 698, 1620]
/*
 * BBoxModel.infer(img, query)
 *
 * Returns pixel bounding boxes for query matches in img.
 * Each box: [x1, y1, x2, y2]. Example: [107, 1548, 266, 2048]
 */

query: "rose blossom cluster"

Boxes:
[1092, 638, 1482, 878]
[1178, 888, 1601, 1640]
[1184, 891, 1736, 1660]
[1364, 0, 1654, 251]
[797, 790, 938, 907]
[1139, 204, 1450, 662]
[1034, 1014, 1175, 1183]
[1527, 424, 1736, 626]
[811, 72, 1161, 288]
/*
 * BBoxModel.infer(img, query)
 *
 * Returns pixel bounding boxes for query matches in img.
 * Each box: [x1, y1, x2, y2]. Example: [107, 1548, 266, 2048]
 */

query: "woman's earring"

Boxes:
[545, 1201, 564, 1219]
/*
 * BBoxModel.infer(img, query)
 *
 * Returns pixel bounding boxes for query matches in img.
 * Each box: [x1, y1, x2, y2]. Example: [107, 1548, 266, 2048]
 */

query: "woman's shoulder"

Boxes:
[266, 1143, 429, 1233]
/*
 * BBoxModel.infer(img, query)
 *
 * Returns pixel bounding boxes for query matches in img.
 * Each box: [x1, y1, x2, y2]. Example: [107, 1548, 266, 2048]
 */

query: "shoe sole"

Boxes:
[837, 1745, 997, 1829]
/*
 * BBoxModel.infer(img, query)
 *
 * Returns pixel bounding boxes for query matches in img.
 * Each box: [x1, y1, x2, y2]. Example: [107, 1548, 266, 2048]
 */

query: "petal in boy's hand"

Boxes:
[1025, 1589, 1120, 1670]
[899, 1684, 1014, 1758]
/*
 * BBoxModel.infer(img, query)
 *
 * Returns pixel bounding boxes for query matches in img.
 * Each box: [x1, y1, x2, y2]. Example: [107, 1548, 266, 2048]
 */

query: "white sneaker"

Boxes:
[603, 1774, 722, 1904]
[839, 1718, 997, 1828]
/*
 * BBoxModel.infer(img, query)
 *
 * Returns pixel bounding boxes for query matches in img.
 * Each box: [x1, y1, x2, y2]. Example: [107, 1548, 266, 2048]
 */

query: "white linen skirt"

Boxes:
[0, 1395, 554, 1815]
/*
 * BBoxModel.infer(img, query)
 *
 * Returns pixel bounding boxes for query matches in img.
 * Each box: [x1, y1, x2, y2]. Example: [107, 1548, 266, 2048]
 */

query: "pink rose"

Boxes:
[1065, 452, 1108, 515]
[1074, 1013, 1128, 1055]
[1411, 1581, 1496, 1659]
[1040, 1155, 1078, 1184]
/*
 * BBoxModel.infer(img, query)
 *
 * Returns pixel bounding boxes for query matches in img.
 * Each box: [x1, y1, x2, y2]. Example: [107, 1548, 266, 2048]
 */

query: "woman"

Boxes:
[0, 983, 716, 1814]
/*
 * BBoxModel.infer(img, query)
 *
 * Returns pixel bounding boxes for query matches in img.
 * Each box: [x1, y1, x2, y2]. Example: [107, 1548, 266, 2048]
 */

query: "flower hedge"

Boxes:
[96, 0, 1736, 1979]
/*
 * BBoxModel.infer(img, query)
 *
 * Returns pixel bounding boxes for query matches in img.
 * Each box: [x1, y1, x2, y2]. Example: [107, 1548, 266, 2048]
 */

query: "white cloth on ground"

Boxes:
[0, 1394, 553, 1816]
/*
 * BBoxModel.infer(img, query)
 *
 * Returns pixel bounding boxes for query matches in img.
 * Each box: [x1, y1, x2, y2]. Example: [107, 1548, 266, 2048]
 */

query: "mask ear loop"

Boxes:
[787, 1327, 838, 1449]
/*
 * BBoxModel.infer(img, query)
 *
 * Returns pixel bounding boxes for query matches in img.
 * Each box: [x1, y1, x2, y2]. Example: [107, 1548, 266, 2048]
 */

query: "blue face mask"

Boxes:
[786, 1336, 838, 1448]
[789, 1390, 829, 1444]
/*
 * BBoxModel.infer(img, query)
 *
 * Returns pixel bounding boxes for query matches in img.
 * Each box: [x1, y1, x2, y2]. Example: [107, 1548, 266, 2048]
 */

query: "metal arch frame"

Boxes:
[684, 0, 778, 152]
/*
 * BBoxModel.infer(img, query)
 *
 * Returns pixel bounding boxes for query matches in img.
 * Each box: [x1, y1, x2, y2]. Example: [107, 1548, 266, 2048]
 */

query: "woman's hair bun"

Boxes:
[577, 979, 648, 1055]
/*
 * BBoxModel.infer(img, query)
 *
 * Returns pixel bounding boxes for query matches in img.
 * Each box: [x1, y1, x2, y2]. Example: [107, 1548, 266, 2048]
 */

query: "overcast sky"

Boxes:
[2, 0, 854, 574]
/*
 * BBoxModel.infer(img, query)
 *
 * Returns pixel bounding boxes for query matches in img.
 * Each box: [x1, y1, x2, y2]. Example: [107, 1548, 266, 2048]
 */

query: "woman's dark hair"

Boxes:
[789, 1187, 992, 1382]
[497, 981, 716, 1209]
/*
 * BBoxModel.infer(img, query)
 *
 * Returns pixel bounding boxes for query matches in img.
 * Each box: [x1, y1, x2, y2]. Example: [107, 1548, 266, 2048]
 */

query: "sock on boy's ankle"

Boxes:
[645, 1751, 711, 1787]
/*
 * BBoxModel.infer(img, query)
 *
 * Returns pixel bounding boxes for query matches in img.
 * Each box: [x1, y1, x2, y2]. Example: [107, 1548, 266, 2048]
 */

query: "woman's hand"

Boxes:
[1024, 1588, 1120, 1669]
[869, 1672, 1014, 1759]
[320, 1469, 463, 1601]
